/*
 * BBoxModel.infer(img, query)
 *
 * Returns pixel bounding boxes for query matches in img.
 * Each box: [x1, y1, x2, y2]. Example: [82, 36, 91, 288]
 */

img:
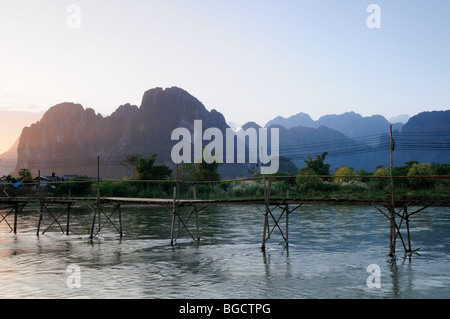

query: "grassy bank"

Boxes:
[42, 175, 449, 201]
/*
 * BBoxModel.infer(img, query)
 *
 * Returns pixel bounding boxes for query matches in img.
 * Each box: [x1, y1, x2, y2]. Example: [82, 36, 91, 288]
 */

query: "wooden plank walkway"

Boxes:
[2, 196, 449, 207]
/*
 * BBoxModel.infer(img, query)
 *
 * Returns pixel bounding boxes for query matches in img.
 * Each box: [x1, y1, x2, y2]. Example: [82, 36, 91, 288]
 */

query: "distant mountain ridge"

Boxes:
[394, 110, 450, 165]
[1, 86, 449, 178]
[265, 111, 403, 138]
[266, 110, 449, 171]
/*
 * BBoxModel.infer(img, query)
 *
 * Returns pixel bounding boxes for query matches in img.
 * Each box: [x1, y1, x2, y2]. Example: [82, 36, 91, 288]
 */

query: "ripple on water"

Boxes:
[0, 205, 449, 298]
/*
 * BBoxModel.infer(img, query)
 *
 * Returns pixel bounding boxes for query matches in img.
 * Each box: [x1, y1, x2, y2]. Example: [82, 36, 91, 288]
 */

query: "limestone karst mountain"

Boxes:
[5, 86, 449, 179]
[15, 87, 231, 178]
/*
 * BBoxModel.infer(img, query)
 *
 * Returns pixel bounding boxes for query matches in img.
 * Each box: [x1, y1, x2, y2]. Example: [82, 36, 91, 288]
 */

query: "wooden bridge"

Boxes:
[3, 125, 448, 256]
[1, 193, 449, 257]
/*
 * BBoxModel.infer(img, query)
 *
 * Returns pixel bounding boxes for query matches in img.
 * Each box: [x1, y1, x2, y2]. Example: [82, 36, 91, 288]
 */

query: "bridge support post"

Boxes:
[195, 206, 200, 242]
[36, 199, 44, 237]
[118, 203, 123, 238]
[389, 204, 396, 257]
[261, 178, 271, 250]
[66, 203, 72, 235]
[89, 202, 98, 240]
[170, 186, 177, 246]
[14, 202, 18, 234]
[405, 206, 411, 253]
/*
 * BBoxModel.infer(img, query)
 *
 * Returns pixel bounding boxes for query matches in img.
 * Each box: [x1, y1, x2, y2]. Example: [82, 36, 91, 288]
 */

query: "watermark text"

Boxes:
[171, 120, 280, 174]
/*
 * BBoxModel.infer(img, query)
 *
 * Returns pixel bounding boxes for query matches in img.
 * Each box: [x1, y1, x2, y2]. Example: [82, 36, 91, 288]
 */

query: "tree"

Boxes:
[371, 166, 390, 189]
[176, 149, 221, 182]
[122, 153, 142, 171]
[125, 154, 172, 180]
[54, 175, 93, 196]
[296, 167, 322, 188]
[407, 163, 434, 189]
[18, 168, 33, 182]
[357, 169, 372, 183]
[431, 163, 450, 175]
[177, 163, 197, 181]
[5, 174, 18, 183]
[334, 165, 355, 183]
[278, 156, 299, 175]
[194, 158, 221, 181]
[405, 161, 419, 167]
[304, 152, 330, 176]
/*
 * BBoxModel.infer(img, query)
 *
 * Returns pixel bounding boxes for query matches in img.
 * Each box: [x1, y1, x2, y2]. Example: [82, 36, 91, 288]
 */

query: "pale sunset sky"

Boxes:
[0, 0, 449, 153]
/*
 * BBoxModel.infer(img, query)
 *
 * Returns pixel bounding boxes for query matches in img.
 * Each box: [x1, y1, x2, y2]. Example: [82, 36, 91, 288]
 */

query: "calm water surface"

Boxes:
[0, 204, 449, 299]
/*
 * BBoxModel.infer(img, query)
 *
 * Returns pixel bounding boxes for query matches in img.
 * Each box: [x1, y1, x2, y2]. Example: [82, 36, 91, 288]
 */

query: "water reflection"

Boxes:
[0, 205, 449, 298]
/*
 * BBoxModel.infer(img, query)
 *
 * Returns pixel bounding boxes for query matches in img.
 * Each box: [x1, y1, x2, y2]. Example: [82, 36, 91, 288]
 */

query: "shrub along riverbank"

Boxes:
[5, 156, 449, 201]
[47, 160, 449, 201]
[44, 174, 448, 201]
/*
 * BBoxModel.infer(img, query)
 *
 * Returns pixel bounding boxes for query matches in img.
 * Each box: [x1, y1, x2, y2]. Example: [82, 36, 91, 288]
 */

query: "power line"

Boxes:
[0, 131, 448, 168]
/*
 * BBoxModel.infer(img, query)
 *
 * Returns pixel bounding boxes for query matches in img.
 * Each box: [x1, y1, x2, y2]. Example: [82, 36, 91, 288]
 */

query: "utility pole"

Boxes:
[90, 156, 100, 240]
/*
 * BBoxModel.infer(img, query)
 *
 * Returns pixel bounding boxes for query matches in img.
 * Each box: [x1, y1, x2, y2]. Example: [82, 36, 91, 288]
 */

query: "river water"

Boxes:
[0, 204, 449, 299]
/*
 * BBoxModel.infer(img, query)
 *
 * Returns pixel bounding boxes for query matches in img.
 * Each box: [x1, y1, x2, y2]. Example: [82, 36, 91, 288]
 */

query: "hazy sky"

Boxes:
[0, 0, 449, 139]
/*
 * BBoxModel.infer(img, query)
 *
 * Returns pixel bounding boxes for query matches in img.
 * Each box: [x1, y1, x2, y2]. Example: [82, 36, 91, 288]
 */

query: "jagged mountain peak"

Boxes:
[110, 103, 139, 118]
[141, 86, 204, 112]
[38, 102, 102, 126]
[266, 111, 391, 138]
[14, 87, 230, 178]
[242, 121, 261, 130]
[265, 112, 317, 129]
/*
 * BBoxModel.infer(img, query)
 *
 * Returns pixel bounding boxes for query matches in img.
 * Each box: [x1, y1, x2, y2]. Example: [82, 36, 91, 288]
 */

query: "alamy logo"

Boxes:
[366, 4, 381, 29]
[66, 4, 81, 29]
[66, 264, 81, 289]
[171, 120, 280, 174]
[366, 264, 381, 289]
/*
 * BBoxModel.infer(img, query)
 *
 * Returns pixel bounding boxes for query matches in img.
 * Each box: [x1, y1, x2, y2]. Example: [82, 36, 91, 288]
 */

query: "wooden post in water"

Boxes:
[286, 190, 289, 246]
[389, 125, 396, 256]
[66, 203, 72, 235]
[90, 156, 100, 240]
[195, 206, 200, 242]
[405, 206, 411, 253]
[96, 156, 100, 199]
[97, 156, 101, 232]
[13, 202, 18, 234]
[118, 203, 123, 238]
[261, 175, 267, 250]
[170, 186, 177, 246]
[260, 145, 274, 250]
[89, 205, 97, 240]
[37, 199, 44, 236]
[261, 176, 271, 250]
